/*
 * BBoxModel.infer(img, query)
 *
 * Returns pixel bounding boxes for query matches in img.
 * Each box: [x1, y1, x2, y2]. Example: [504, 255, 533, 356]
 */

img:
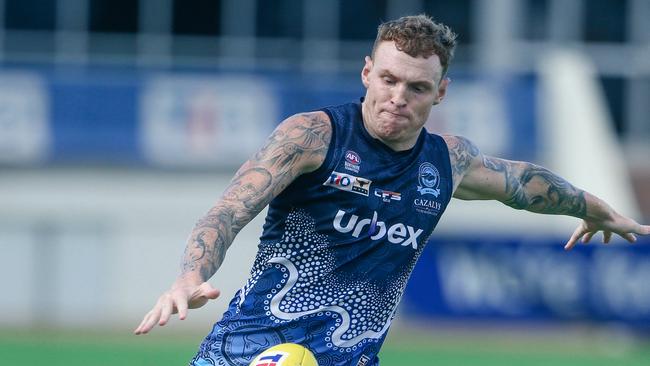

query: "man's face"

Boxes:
[361, 41, 448, 149]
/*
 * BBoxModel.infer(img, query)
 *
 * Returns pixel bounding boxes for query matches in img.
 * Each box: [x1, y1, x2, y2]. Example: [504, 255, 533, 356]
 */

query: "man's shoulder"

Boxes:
[283, 111, 332, 130]
[440, 134, 479, 156]
[439, 134, 481, 182]
[272, 111, 333, 174]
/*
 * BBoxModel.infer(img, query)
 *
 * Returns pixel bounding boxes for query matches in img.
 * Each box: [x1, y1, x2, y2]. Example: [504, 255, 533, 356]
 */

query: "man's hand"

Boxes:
[134, 281, 220, 335]
[564, 213, 650, 250]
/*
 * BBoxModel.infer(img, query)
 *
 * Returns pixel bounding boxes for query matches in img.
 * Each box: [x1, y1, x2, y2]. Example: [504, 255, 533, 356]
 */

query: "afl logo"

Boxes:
[344, 150, 361, 173]
[345, 150, 361, 165]
[417, 162, 441, 197]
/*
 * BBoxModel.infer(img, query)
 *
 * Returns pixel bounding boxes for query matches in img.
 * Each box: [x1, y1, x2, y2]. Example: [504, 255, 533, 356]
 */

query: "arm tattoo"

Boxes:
[483, 156, 587, 217]
[181, 112, 332, 280]
[447, 136, 479, 187]
[252, 113, 331, 191]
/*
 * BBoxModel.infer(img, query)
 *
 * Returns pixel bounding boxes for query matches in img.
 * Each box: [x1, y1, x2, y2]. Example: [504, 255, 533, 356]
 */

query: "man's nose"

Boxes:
[390, 85, 407, 107]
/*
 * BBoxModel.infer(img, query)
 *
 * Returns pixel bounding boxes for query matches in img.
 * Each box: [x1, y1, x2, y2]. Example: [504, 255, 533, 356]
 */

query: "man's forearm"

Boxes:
[486, 158, 588, 218]
[180, 204, 240, 282]
[178, 166, 274, 282]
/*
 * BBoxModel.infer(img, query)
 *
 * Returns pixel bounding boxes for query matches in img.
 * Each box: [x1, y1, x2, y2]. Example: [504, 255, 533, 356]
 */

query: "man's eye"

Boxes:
[383, 77, 395, 84]
[411, 85, 428, 93]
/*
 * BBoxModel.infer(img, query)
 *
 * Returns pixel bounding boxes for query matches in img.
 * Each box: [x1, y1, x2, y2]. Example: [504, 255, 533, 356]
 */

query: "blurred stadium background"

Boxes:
[1, 0, 650, 365]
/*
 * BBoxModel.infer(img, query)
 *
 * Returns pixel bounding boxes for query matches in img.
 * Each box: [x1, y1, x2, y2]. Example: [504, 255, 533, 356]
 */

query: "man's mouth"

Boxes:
[383, 110, 407, 119]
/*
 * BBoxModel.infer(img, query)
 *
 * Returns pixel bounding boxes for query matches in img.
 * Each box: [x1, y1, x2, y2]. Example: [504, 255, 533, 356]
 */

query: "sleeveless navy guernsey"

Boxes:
[191, 100, 453, 366]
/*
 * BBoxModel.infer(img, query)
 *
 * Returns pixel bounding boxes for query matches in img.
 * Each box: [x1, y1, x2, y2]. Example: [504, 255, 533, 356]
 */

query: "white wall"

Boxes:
[0, 168, 263, 330]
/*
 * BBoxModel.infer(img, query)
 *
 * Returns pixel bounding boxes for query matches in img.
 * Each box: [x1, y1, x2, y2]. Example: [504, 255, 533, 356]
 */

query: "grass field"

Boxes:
[1, 323, 649, 366]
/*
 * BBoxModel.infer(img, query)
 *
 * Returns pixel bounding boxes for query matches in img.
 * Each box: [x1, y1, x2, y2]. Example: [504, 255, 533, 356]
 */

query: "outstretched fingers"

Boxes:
[158, 295, 175, 326]
[565, 224, 588, 251]
[134, 306, 162, 335]
[134, 312, 150, 334]
[566, 220, 650, 251]
[134, 293, 187, 334]
[134, 282, 221, 336]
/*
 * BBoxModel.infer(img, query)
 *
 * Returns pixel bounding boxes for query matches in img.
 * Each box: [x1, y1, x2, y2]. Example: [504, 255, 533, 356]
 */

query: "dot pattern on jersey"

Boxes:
[239, 209, 414, 351]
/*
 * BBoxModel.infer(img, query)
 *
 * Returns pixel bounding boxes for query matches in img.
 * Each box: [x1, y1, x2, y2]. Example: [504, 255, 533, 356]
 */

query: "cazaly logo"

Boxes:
[333, 209, 423, 249]
[324, 171, 371, 196]
[413, 198, 442, 216]
[417, 162, 441, 197]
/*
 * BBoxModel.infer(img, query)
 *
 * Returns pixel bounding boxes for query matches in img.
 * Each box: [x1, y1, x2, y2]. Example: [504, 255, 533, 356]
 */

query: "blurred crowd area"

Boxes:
[1, 0, 648, 218]
[0, 0, 648, 132]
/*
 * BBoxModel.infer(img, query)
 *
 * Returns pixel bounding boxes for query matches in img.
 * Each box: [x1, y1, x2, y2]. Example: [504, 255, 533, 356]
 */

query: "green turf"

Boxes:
[0, 329, 199, 366]
[1, 326, 649, 366]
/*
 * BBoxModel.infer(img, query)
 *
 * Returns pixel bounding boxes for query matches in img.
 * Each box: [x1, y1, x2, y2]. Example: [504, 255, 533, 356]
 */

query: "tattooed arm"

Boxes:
[443, 135, 649, 250]
[134, 111, 332, 334]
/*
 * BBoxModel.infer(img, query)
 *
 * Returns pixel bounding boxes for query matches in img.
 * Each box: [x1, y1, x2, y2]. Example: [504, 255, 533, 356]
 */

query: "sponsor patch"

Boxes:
[344, 150, 361, 173]
[374, 188, 401, 203]
[324, 171, 372, 196]
[333, 209, 423, 249]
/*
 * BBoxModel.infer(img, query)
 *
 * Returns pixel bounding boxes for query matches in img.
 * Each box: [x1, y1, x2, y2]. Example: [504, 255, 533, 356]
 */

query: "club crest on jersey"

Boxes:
[253, 351, 288, 366]
[374, 188, 401, 203]
[324, 171, 372, 196]
[416, 162, 441, 197]
[344, 150, 361, 173]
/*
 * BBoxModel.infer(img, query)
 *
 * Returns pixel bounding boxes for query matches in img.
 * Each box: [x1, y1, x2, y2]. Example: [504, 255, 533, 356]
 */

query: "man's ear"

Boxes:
[433, 77, 450, 105]
[361, 56, 373, 88]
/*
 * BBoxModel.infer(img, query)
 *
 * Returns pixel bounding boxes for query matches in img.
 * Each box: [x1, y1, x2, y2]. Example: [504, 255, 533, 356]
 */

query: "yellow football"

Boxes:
[248, 343, 318, 366]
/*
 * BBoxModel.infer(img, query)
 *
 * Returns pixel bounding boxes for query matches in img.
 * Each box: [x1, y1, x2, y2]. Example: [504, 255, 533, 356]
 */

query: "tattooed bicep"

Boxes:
[255, 112, 332, 175]
[224, 112, 332, 208]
